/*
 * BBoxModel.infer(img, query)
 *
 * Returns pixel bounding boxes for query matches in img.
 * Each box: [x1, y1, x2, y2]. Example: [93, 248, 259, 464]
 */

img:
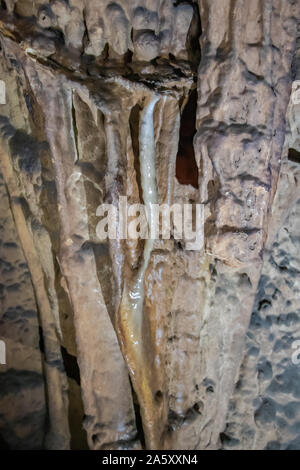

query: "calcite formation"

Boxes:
[0, 0, 299, 450]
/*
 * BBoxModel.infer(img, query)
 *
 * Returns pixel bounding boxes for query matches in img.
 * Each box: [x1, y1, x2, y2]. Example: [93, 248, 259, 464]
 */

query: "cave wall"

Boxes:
[0, 0, 299, 450]
[222, 75, 300, 450]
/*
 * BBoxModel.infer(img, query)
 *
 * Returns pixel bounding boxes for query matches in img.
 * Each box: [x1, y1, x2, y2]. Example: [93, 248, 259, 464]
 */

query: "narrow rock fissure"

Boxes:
[130, 380, 146, 449]
[176, 88, 199, 188]
[60, 346, 89, 450]
[175, 0, 201, 188]
[71, 92, 79, 163]
[129, 103, 143, 204]
[60, 346, 80, 386]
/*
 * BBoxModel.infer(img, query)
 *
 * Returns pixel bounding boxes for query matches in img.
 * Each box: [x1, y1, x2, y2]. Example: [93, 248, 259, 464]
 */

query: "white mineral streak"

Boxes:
[127, 94, 160, 332]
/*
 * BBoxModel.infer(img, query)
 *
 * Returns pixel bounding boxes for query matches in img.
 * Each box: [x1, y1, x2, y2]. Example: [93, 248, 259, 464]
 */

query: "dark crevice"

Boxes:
[173, 0, 194, 6]
[176, 88, 199, 188]
[38, 325, 45, 354]
[133, 401, 145, 449]
[258, 299, 271, 311]
[174, 0, 202, 186]
[81, 7, 89, 55]
[288, 148, 300, 164]
[60, 346, 81, 386]
[124, 49, 133, 65]
[129, 378, 145, 449]
[101, 43, 109, 62]
[129, 103, 143, 203]
[71, 92, 79, 161]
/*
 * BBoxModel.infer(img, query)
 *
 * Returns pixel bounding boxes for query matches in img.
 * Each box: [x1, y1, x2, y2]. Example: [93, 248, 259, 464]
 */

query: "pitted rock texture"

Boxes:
[222, 83, 300, 450]
[0, 0, 299, 451]
[222, 201, 300, 449]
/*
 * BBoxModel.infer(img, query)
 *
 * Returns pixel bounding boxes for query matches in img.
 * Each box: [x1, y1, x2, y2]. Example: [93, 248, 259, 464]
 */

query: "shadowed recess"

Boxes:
[288, 148, 300, 164]
[176, 89, 199, 188]
[60, 346, 80, 386]
[129, 103, 143, 203]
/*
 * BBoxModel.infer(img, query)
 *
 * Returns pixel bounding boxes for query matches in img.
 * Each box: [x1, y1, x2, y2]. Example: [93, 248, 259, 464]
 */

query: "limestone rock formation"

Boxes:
[223, 76, 300, 450]
[0, 0, 299, 450]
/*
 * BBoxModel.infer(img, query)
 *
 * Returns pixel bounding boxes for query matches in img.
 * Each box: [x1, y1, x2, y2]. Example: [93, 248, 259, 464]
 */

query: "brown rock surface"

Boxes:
[0, 0, 299, 450]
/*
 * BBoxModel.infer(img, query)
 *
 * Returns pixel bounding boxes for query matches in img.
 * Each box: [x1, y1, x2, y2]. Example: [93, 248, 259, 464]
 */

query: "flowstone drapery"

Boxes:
[0, 0, 299, 450]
